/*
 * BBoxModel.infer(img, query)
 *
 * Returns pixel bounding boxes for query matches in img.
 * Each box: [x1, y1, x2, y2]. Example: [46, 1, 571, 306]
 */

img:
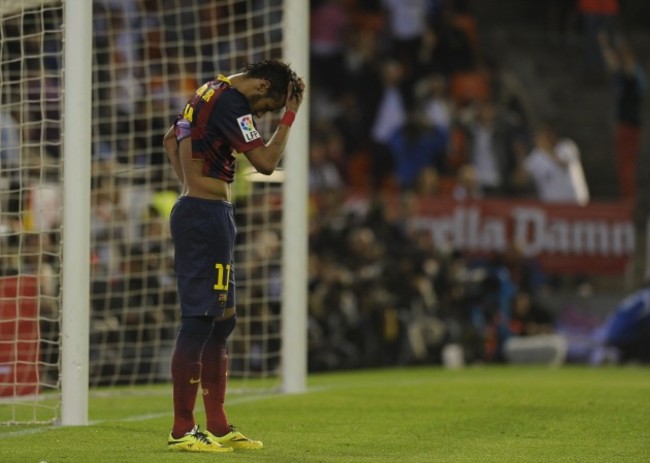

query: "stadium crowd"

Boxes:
[1, 0, 647, 380]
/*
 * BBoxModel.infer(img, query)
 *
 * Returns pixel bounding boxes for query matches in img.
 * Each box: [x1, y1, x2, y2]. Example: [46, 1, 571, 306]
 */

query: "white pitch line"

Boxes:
[0, 387, 330, 440]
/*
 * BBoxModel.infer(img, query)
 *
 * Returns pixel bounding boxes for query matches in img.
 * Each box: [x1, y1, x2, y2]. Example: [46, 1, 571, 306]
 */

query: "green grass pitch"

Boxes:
[1, 366, 649, 462]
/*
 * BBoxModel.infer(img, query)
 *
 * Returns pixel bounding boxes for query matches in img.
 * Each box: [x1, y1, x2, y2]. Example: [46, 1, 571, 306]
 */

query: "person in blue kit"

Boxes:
[162, 59, 305, 453]
[590, 282, 650, 366]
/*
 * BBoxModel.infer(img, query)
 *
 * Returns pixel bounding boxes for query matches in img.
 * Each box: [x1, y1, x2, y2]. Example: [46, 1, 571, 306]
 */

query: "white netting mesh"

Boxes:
[0, 0, 60, 18]
[1, 0, 287, 424]
[0, 0, 63, 424]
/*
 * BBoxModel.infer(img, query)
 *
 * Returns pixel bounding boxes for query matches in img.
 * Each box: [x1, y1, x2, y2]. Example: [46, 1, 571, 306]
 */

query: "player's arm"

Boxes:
[244, 78, 305, 175]
[244, 116, 292, 175]
[163, 124, 184, 182]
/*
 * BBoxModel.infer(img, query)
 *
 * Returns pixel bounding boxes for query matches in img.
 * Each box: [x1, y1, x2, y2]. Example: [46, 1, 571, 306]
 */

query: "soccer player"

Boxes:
[590, 283, 650, 365]
[162, 59, 305, 453]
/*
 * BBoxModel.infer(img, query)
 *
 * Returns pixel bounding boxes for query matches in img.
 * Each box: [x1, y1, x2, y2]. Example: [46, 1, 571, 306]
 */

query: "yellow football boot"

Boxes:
[167, 425, 233, 453]
[205, 426, 264, 450]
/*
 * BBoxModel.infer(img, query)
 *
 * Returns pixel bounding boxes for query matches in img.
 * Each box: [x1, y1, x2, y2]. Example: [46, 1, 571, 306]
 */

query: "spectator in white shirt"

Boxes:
[523, 124, 589, 205]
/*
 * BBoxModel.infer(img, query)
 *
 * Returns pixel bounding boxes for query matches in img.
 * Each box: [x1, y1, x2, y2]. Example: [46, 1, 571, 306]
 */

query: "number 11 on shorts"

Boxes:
[214, 263, 231, 290]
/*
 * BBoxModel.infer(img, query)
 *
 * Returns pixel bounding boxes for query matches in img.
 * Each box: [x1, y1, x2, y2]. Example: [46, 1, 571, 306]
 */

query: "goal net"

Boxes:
[1, 0, 303, 425]
[0, 0, 64, 425]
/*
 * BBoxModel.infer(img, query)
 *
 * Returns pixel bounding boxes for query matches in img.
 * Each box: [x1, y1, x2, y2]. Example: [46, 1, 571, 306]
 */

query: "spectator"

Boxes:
[381, 0, 433, 76]
[309, 135, 345, 193]
[598, 33, 646, 202]
[482, 57, 538, 138]
[523, 123, 590, 205]
[416, 2, 476, 79]
[386, 107, 447, 190]
[503, 289, 567, 366]
[390, 247, 447, 365]
[509, 290, 555, 337]
[452, 163, 483, 200]
[338, 28, 384, 154]
[414, 167, 442, 198]
[369, 60, 408, 189]
[458, 99, 525, 197]
[310, 0, 351, 96]
[90, 171, 129, 277]
[0, 109, 21, 176]
[307, 252, 361, 370]
[414, 72, 453, 138]
[433, 249, 492, 362]
[577, 0, 619, 77]
[489, 241, 549, 297]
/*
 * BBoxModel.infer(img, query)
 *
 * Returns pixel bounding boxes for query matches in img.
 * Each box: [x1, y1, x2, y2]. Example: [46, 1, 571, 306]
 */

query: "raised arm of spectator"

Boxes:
[597, 31, 620, 73]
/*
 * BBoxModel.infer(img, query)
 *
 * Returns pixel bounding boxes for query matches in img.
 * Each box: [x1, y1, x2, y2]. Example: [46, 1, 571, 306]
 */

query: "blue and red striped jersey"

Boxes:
[177, 75, 265, 183]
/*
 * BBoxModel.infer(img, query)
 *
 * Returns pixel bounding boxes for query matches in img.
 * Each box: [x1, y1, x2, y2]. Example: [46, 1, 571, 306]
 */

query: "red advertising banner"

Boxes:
[344, 195, 636, 275]
[0, 276, 40, 397]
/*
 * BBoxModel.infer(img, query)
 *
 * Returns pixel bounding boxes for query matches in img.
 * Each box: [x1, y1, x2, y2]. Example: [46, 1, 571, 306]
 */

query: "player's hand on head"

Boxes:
[285, 76, 305, 112]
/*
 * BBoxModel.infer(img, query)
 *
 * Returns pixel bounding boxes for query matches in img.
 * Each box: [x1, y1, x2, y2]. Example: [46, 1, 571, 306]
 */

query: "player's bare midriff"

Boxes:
[183, 172, 231, 202]
[178, 137, 232, 202]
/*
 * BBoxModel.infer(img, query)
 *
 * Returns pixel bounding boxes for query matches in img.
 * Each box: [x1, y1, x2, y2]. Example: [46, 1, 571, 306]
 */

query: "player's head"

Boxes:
[241, 59, 300, 116]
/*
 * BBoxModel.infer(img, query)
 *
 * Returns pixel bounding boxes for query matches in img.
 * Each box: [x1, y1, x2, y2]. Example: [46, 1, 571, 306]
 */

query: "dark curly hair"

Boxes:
[241, 59, 300, 101]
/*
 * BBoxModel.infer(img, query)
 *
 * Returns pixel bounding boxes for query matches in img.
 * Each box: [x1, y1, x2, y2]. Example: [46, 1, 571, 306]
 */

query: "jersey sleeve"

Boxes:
[209, 90, 265, 153]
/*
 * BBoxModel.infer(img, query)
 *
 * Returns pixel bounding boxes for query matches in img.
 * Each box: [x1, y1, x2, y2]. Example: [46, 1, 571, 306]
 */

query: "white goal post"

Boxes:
[60, 0, 92, 426]
[280, 0, 308, 395]
[0, 0, 308, 426]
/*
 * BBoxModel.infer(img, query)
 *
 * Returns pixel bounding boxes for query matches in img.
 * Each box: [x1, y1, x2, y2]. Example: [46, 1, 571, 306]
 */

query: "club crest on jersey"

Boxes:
[237, 114, 260, 142]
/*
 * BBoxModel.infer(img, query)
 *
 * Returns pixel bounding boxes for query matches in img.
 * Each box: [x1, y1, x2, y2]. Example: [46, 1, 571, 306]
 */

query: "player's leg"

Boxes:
[169, 197, 208, 438]
[200, 201, 262, 449]
[200, 199, 237, 436]
[203, 345, 265, 452]
[170, 316, 212, 437]
[201, 311, 263, 449]
[168, 316, 233, 453]
[201, 314, 235, 436]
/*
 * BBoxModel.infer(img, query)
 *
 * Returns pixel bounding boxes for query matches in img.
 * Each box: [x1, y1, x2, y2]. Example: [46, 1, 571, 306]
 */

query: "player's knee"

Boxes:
[179, 316, 214, 338]
[213, 314, 236, 340]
